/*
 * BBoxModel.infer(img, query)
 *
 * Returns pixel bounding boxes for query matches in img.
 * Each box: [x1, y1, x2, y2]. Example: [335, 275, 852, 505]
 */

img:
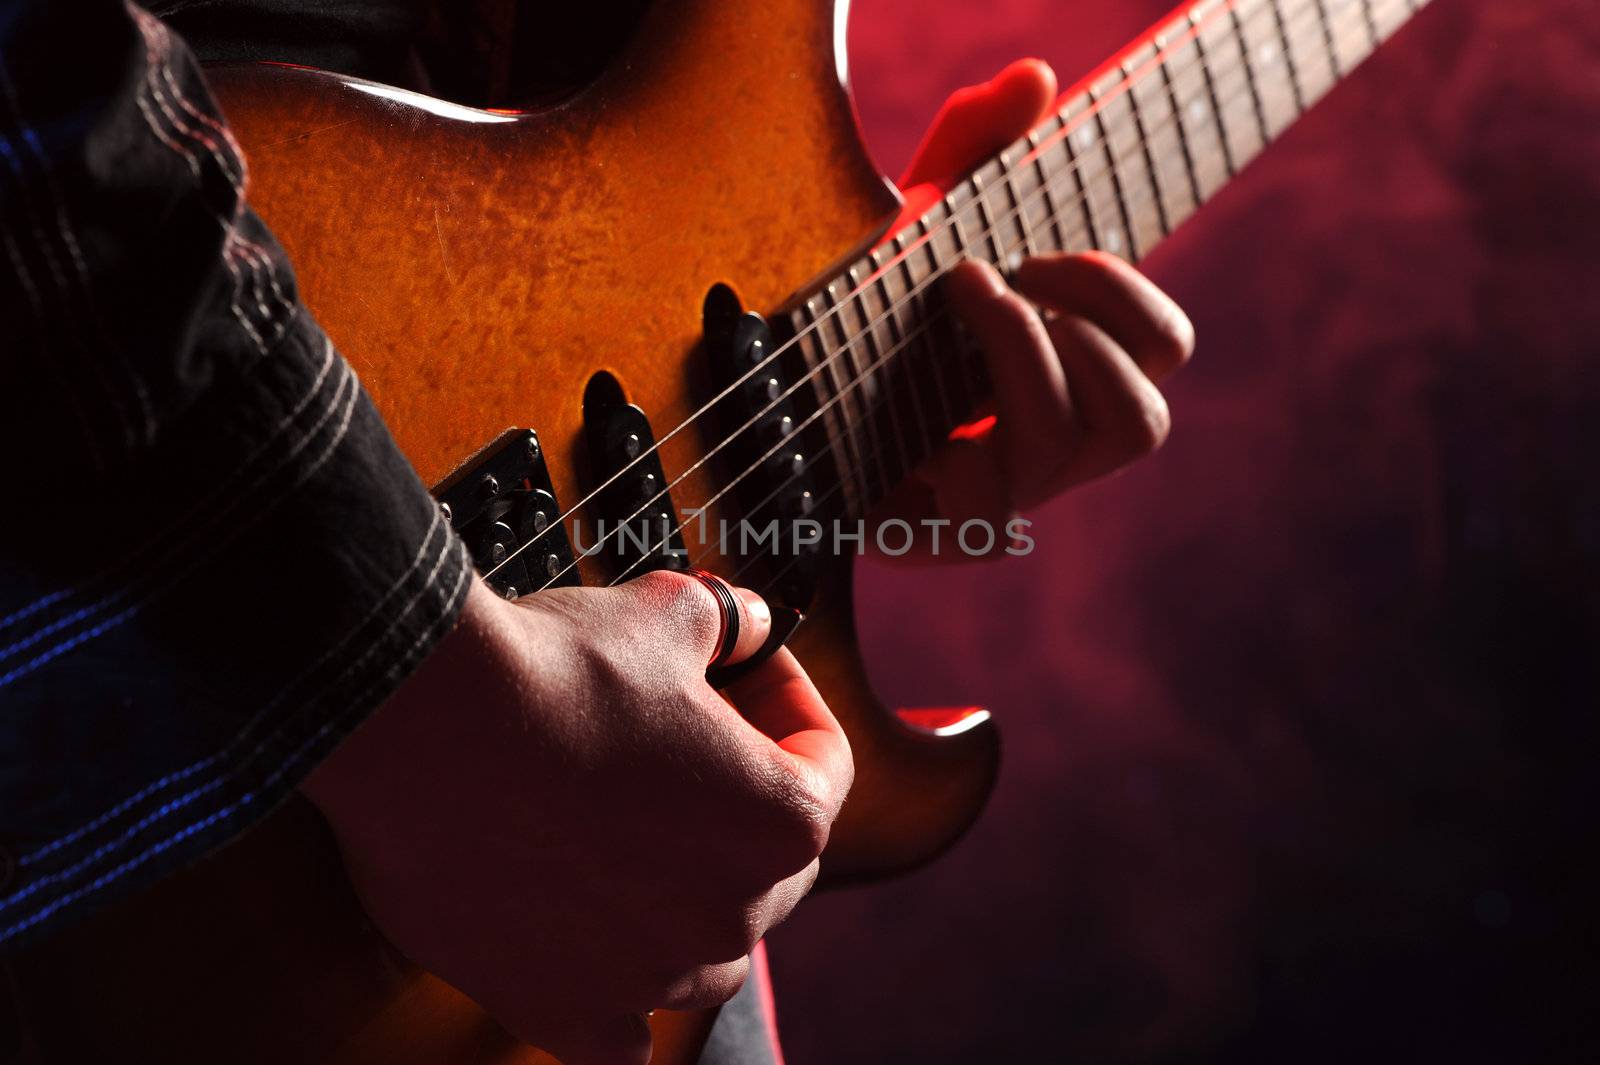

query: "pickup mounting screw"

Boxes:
[544, 554, 561, 578]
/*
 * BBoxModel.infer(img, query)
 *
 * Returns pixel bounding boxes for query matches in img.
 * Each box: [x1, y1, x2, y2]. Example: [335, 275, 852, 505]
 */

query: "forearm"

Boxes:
[0, 0, 470, 948]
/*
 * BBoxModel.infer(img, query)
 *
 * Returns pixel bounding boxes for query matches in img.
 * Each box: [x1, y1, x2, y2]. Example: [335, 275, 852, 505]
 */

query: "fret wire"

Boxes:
[1327, 0, 1370, 71]
[1089, 86, 1137, 258]
[821, 281, 892, 505]
[1156, 34, 1206, 209]
[1122, 56, 1173, 238]
[1293, 0, 1347, 101]
[847, 263, 918, 488]
[926, 202, 981, 413]
[965, 173, 1004, 265]
[902, 223, 957, 435]
[1027, 118, 1070, 250]
[943, 202, 988, 401]
[1227, 1, 1273, 145]
[867, 246, 933, 464]
[1311, 0, 1345, 77]
[1268, 0, 1308, 113]
[1190, 5, 1241, 176]
[997, 149, 1039, 257]
[1240, 0, 1298, 137]
[798, 297, 870, 515]
[1058, 106, 1104, 252]
[1357, 0, 1380, 47]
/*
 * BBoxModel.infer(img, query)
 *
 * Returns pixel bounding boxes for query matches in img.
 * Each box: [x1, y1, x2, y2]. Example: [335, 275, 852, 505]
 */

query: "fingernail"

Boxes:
[739, 588, 772, 629]
[947, 259, 1004, 298]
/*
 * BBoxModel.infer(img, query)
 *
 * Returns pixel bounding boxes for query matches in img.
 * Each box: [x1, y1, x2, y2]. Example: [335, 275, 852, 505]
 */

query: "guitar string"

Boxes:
[479, 0, 1311, 584]
[735, 1, 1421, 604]
[551, 0, 1402, 593]
[482, 0, 1264, 583]
[560, 0, 1405, 592]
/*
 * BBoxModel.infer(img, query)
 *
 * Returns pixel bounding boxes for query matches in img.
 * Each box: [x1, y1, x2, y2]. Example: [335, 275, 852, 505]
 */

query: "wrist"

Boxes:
[298, 576, 506, 827]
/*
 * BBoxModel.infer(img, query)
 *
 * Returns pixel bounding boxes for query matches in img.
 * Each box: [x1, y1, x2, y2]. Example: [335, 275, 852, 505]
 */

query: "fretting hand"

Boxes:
[872, 60, 1196, 558]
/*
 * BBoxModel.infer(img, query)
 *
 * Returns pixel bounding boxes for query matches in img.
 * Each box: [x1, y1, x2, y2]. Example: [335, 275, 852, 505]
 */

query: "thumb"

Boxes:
[898, 58, 1059, 190]
[725, 648, 854, 824]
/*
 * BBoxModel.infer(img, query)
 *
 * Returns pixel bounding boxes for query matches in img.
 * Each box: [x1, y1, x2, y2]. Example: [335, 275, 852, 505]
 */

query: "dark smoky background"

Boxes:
[767, 1, 1600, 1062]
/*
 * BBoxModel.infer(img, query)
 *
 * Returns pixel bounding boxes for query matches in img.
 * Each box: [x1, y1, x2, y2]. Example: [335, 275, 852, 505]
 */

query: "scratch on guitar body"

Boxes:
[434, 207, 456, 285]
[255, 118, 359, 151]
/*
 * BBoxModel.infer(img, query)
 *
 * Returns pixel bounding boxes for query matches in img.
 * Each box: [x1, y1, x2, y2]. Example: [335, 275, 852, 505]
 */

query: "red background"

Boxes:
[767, 1, 1600, 1061]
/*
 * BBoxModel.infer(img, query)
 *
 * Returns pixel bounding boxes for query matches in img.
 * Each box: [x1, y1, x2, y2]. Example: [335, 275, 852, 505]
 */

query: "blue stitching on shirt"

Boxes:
[19, 506, 449, 869]
[0, 366, 356, 694]
[0, 604, 138, 689]
[0, 551, 470, 943]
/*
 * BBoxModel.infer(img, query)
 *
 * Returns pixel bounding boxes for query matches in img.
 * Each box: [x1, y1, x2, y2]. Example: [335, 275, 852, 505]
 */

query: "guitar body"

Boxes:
[8, 0, 999, 1060]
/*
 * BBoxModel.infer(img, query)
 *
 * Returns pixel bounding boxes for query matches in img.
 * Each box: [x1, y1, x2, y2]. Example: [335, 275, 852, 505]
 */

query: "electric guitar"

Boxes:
[9, 0, 1434, 1060]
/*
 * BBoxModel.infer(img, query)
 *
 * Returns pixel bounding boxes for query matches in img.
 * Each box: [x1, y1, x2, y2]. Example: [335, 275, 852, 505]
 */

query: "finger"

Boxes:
[1013, 252, 1195, 383]
[944, 259, 1077, 509]
[758, 856, 822, 930]
[526, 1011, 651, 1065]
[1040, 312, 1172, 492]
[657, 956, 752, 1011]
[623, 569, 773, 668]
[899, 59, 1058, 189]
[724, 648, 854, 824]
[725, 585, 773, 665]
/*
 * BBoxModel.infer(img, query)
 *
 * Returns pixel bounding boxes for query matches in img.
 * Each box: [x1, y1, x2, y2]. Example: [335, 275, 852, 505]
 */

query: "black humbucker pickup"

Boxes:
[434, 428, 581, 598]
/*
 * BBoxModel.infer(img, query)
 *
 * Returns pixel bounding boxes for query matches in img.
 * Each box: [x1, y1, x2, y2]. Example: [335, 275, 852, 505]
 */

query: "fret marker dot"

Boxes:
[1006, 250, 1024, 273]
[1073, 125, 1096, 150]
[1188, 99, 1208, 124]
[1105, 228, 1124, 254]
[1259, 43, 1278, 66]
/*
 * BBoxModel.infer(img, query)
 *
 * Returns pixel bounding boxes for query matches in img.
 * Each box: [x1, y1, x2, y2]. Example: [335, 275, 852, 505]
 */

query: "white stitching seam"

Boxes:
[127, 9, 268, 355]
[133, 9, 292, 348]
[0, 337, 334, 654]
[0, 346, 357, 687]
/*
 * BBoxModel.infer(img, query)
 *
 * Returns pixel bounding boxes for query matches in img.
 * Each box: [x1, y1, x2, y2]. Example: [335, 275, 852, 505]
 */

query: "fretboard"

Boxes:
[788, 0, 1428, 520]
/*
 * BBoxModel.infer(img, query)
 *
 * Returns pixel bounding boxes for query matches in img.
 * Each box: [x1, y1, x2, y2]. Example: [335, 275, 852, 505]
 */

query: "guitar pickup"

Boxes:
[435, 429, 581, 598]
[583, 373, 690, 578]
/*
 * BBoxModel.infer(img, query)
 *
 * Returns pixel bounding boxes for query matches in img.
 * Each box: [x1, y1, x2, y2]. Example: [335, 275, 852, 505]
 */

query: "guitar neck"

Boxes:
[785, 0, 1429, 521]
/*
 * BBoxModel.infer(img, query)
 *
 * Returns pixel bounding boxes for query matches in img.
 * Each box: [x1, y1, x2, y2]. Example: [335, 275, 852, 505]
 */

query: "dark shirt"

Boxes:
[0, 0, 471, 947]
[149, 0, 429, 87]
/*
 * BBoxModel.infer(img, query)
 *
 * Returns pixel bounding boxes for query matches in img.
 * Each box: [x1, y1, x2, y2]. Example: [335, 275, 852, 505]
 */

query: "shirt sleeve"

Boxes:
[0, 0, 473, 947]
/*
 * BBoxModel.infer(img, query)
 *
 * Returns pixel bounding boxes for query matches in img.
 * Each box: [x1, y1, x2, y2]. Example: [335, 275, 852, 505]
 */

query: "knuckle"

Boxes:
[758, 772, 834, 870]
[1154, 303, 1196, 367]
[666, 957, 751, 1010]
[708, 906, 766, 959]
[1074, 248, 1119, 272]
[1127, 392, 1172, 455]
[637, 569, 718, 643]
